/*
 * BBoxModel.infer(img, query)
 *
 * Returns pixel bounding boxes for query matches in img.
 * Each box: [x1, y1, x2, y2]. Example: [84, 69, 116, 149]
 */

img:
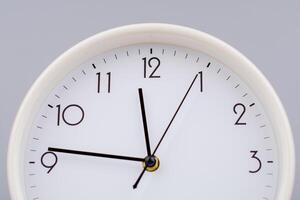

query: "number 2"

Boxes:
[233, 103, 246, 125]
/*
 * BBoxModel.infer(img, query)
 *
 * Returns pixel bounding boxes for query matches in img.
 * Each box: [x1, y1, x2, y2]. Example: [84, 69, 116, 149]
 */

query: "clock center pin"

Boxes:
[143, 156, 160, 172]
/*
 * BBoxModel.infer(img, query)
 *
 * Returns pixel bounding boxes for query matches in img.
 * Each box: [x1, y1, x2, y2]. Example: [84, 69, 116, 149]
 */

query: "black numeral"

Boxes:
[233, 103, 246, 125]
[249, 150, 262, 173]
[198, 71, 203, 92]
[41, 152, 57, 173]
[143, 57, 161, 78]
[96, 72, 111, 93]
[56, 104, 84, 126]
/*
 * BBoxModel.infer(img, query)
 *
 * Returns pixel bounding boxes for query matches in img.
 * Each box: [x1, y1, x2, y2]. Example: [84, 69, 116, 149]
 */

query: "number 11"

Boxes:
[96, 72, 111, 93]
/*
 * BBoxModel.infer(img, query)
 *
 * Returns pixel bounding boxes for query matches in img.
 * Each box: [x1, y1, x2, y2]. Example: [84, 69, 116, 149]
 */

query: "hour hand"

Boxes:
[48, 147, 144, 162]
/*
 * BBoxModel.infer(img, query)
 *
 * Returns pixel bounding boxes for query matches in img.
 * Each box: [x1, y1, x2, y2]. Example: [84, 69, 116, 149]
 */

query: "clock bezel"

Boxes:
[7, 23, 295, 200]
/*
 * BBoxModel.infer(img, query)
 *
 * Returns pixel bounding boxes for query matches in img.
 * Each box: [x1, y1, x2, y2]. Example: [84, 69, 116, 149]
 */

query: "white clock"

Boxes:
[8, 23, 295, 200]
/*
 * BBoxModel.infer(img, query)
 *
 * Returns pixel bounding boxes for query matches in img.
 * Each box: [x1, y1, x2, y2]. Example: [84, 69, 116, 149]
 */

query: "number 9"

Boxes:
[41, 151, 58, 173]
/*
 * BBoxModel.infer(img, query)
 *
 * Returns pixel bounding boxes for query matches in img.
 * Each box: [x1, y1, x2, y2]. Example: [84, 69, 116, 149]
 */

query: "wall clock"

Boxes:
[7, 23, 295, 200]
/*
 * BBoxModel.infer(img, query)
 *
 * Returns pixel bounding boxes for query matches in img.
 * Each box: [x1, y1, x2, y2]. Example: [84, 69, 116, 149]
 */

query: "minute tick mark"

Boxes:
[206, 62, 211, 68]
[242, 93, 248, 97]
[265, 185, 272, 188]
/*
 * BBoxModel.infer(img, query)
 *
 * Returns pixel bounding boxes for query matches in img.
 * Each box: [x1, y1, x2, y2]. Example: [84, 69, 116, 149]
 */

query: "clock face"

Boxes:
[23, 44, 279, 200]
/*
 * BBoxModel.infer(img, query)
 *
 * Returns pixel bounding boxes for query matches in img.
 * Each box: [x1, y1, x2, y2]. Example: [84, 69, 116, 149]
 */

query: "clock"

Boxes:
[7, 23, 295, 200]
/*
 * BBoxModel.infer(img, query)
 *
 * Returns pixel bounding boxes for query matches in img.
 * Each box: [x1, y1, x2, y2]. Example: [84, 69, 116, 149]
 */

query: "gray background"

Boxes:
[0, 0, 299, 199]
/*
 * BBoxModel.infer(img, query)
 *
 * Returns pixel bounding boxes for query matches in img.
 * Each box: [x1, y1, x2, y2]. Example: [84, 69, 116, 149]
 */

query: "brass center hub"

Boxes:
[143, 156, 160, 172]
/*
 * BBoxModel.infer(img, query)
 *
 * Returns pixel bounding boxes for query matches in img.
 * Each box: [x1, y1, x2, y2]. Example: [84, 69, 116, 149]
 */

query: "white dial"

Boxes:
[8, 24, 295, 200]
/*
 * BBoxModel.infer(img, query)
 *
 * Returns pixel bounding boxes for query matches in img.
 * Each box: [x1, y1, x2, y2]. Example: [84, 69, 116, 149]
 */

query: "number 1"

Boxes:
[199, 71, 203, 92]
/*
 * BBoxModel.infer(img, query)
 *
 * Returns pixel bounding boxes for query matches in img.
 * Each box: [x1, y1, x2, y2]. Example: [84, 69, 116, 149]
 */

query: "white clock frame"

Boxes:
[7, 23, 295, 200]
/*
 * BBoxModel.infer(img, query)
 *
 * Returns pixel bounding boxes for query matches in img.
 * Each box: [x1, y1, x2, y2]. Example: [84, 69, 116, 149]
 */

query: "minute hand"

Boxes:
[152, 73, 199, 155]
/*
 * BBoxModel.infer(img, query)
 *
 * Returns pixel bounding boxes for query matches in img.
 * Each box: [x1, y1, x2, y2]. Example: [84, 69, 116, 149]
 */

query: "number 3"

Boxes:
[249, 150, 262, 173]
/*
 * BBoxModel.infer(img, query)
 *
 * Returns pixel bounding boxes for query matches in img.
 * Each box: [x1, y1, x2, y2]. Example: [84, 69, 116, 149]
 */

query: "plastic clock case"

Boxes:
[7, 23, 295, 200]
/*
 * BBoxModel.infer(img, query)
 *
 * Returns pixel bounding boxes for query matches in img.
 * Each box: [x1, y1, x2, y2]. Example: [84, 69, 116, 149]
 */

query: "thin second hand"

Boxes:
[152, 73, 198, 155]
[133, 167, 147, 189]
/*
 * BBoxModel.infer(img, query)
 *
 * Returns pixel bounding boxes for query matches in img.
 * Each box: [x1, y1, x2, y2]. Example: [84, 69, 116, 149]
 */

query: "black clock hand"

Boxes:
[138, 88, 152, 156]
[48, 147, 144, 162]
[132, 73, 199, 189]
[133, 167, 147, 189]
[152, 73, 198, 154]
